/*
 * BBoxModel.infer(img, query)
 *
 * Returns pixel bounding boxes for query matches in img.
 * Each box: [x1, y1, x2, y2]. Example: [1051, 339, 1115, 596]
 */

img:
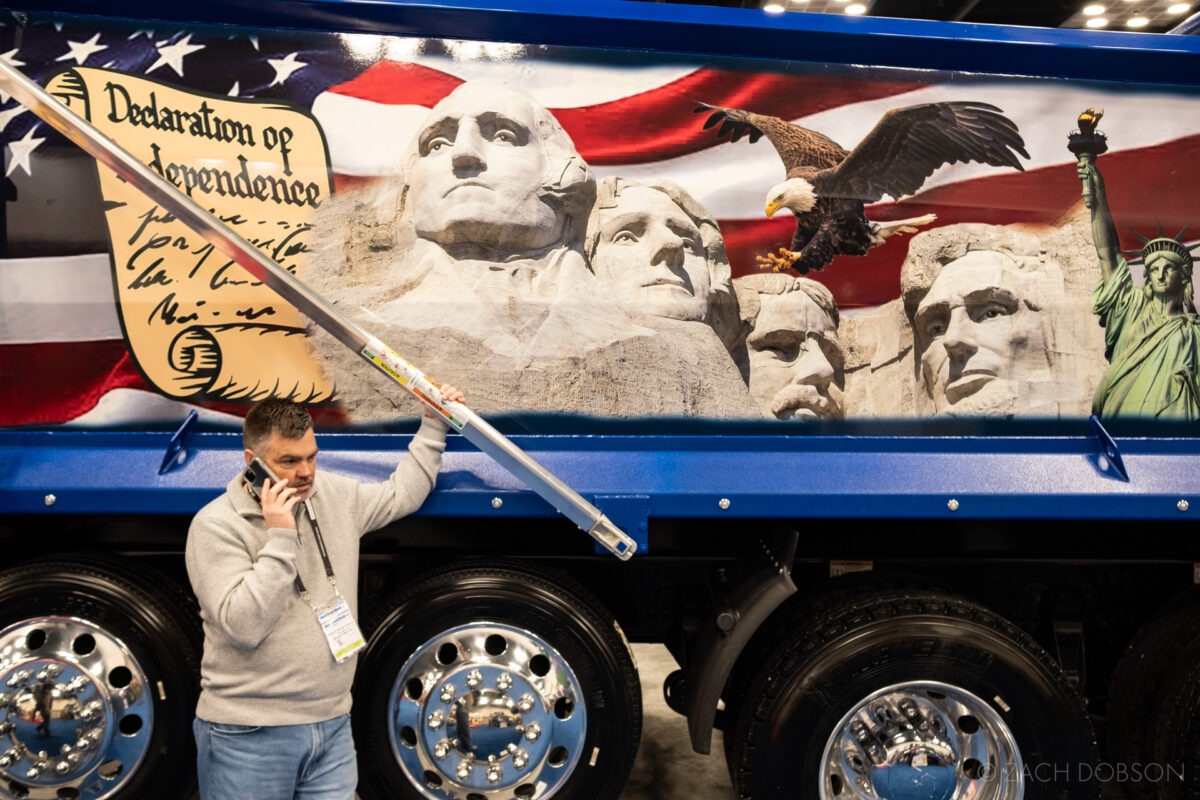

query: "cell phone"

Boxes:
[243, 457, 280, 501]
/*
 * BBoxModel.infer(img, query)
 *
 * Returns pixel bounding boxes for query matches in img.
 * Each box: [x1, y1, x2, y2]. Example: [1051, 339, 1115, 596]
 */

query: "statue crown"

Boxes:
[1141, 237, 1194, 270]
[1124, 222, 1200, 272]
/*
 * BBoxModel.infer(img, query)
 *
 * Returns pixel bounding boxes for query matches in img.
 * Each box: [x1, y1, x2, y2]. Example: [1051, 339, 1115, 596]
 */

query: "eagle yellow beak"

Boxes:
[765, 201, 780, 219]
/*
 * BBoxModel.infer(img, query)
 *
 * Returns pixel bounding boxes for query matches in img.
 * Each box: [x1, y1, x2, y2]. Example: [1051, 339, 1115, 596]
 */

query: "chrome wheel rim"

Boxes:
[388, 622, 587, 800]
[0, 617, 154, 800]
[819, 680, 1022, 800]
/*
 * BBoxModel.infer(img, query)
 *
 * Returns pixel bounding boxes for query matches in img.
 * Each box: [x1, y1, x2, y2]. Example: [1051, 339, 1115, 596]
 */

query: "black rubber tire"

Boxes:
[353, 562, 642, 800]
[1106, 591, 1200, 800]
[725, 589, 1098, 800]
[1147, 634, 1200, 800]
[0, 555, 202, 799]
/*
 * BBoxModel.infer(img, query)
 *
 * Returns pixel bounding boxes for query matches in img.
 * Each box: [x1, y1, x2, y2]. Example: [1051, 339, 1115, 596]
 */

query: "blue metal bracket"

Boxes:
[1088, 414, 1129, 482]
[158, 410, 199, 475]
[592, 495, 649, 555]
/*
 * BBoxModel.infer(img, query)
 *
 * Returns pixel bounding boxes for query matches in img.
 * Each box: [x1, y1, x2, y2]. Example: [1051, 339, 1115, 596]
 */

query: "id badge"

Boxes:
[315, 595, 366, 663]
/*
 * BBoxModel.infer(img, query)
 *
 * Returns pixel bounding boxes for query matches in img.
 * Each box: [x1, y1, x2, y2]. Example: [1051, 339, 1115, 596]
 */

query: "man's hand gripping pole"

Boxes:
[0, 61, 637, 561]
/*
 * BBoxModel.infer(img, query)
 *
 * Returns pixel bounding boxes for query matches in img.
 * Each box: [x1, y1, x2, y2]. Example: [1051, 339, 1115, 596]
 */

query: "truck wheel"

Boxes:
[353, 563, 641, 800]
[1107, 591, 1199, 800]
[1148, 635, 1200, 800]
[726, 590, 1097, 800]
[0, 556, 201, 800]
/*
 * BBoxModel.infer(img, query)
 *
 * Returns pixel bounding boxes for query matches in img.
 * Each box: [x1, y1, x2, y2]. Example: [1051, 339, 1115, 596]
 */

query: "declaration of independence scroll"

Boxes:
[47, 67, 334, 403]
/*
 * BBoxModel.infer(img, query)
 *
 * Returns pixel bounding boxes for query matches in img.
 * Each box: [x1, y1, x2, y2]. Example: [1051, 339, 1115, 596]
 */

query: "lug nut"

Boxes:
[0, 749, 20, 767]
[496, 673, 513, 692]
[439, 684, 456, 704]
[434, 740, 452, 760]
[64, 676, 89, 696]
[427, 710, 444, 731]
[6, 669, 32, 688]
[513, 748, 529, 770]
[524, 722, 541, 743]
[517, 693, 535, 714]
[26, 762, 46, 779]
[465, 670, 482, 689]
[486, 763, 503, 784]
[35, 664, 63, 681]
[456, 760, 472, 781]
[55, 759, 73, 776]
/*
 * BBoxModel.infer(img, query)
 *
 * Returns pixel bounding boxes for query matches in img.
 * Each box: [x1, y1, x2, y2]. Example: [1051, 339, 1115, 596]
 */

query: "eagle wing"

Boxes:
[812, 101, 1029, 203]
[694, 103, 847, 173]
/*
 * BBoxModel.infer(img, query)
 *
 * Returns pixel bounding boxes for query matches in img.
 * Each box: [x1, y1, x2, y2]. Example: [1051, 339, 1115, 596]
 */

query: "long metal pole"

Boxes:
[0, 62, 636, 560]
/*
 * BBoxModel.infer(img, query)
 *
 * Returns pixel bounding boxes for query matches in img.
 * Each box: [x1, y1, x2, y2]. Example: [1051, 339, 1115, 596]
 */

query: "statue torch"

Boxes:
[1069, 108, 1108, 208]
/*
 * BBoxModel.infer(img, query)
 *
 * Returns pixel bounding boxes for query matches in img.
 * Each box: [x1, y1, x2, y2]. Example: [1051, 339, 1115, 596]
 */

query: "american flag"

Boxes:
[3, 12, 1200, 426]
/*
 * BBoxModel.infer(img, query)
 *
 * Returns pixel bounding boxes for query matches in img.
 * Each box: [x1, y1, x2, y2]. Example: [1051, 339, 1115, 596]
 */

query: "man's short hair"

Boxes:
[243, 397, 313, 453]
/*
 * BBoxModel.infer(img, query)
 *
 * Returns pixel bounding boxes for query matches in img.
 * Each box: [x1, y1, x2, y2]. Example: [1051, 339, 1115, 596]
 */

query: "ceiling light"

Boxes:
[845, 3, 867, 13]
[790, 0, 809, 3]
[1167, 3, 1191, 12]
[763, 2, 786, 12]
[1126, 15, 1149, 25]
[1082, 5, 1106, 15]
[1086, 16, 1109, 25]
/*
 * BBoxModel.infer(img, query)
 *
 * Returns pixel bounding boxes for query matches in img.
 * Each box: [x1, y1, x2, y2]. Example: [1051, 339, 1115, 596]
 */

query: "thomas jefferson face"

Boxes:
[590, 186, 711, 322]
[913, 251, 1050, 415]
[408, 84, 561, 252]
[745, 289, 843, 420]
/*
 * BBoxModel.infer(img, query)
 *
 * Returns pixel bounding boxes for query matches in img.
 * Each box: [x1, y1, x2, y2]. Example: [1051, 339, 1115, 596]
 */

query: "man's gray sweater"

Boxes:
[185, 416, 447, 726]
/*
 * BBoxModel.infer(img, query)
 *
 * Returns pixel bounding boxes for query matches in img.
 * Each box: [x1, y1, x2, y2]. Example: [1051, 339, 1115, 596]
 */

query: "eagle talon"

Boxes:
[756, 248, 802, 273]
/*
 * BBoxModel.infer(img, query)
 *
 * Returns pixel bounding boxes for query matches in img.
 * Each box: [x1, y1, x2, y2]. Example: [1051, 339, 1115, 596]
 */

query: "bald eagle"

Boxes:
[694, 100, 1030, 274]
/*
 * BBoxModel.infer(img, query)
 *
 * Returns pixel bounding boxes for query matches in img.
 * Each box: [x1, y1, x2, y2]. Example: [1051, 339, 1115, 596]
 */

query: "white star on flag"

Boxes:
[0, 104, 27, 133]
[7, 126, 45, 177]
[228, 82, 240, 97]
[146, 34, 205, 77]
[55, 33, 107, 66]
[0, 49, 24, 103]
[267, 52, 308, 87]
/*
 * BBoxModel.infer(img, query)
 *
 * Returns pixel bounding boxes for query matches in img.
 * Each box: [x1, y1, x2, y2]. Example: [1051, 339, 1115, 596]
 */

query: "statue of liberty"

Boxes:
[1073, 109, 1200, 420]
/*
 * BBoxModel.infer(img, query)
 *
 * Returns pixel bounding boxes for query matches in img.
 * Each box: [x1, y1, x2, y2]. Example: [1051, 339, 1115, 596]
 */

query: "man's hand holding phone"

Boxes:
[261, 477, 300, 530]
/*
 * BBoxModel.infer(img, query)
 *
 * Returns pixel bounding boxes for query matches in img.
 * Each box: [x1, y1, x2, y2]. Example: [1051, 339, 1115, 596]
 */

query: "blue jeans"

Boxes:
[193, 714, 357, 800]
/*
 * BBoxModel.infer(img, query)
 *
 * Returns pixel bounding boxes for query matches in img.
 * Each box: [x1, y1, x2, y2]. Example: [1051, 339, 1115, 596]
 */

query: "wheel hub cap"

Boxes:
[389, 623, 586, 800]
[820, 681, 1022, 800]
[0, 618, 153, 800]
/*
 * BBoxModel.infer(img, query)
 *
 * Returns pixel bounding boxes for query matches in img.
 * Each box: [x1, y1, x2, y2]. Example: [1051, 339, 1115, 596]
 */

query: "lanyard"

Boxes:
[293, 499, 340, 609]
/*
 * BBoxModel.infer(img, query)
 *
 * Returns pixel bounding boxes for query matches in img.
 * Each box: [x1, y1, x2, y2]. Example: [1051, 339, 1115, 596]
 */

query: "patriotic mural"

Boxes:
[2, 12, 1200, 428]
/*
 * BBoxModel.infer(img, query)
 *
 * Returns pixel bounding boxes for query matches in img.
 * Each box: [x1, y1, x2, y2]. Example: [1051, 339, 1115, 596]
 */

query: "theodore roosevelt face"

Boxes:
[744, 287, 843, 420]
[913, 250, 1050, 415]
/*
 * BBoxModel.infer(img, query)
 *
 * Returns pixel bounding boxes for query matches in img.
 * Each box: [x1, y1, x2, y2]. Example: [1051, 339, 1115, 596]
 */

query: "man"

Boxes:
[733, 272, 844, 420]
[185, 387, 463, 799]
[1078, 158, 1200, 419]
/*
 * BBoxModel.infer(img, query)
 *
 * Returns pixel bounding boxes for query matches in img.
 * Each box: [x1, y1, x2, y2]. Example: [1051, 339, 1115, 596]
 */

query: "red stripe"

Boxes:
[552, 72, 927, 166]
[328, 63, 928, 166]
[0, 340, 144, 425]
[327, 61, 465, 107]
[0, 341, 351, 426]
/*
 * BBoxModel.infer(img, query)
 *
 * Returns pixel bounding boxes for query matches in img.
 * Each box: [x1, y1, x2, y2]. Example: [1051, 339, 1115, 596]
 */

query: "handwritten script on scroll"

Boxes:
[46, 67, 334, 403]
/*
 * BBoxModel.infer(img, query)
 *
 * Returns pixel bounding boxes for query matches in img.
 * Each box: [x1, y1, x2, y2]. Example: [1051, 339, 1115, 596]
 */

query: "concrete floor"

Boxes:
[620, 643, 736, 800]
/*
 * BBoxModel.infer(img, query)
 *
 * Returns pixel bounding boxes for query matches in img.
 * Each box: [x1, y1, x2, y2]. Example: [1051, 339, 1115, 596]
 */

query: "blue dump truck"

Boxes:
[1, 1, 1200, 799]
